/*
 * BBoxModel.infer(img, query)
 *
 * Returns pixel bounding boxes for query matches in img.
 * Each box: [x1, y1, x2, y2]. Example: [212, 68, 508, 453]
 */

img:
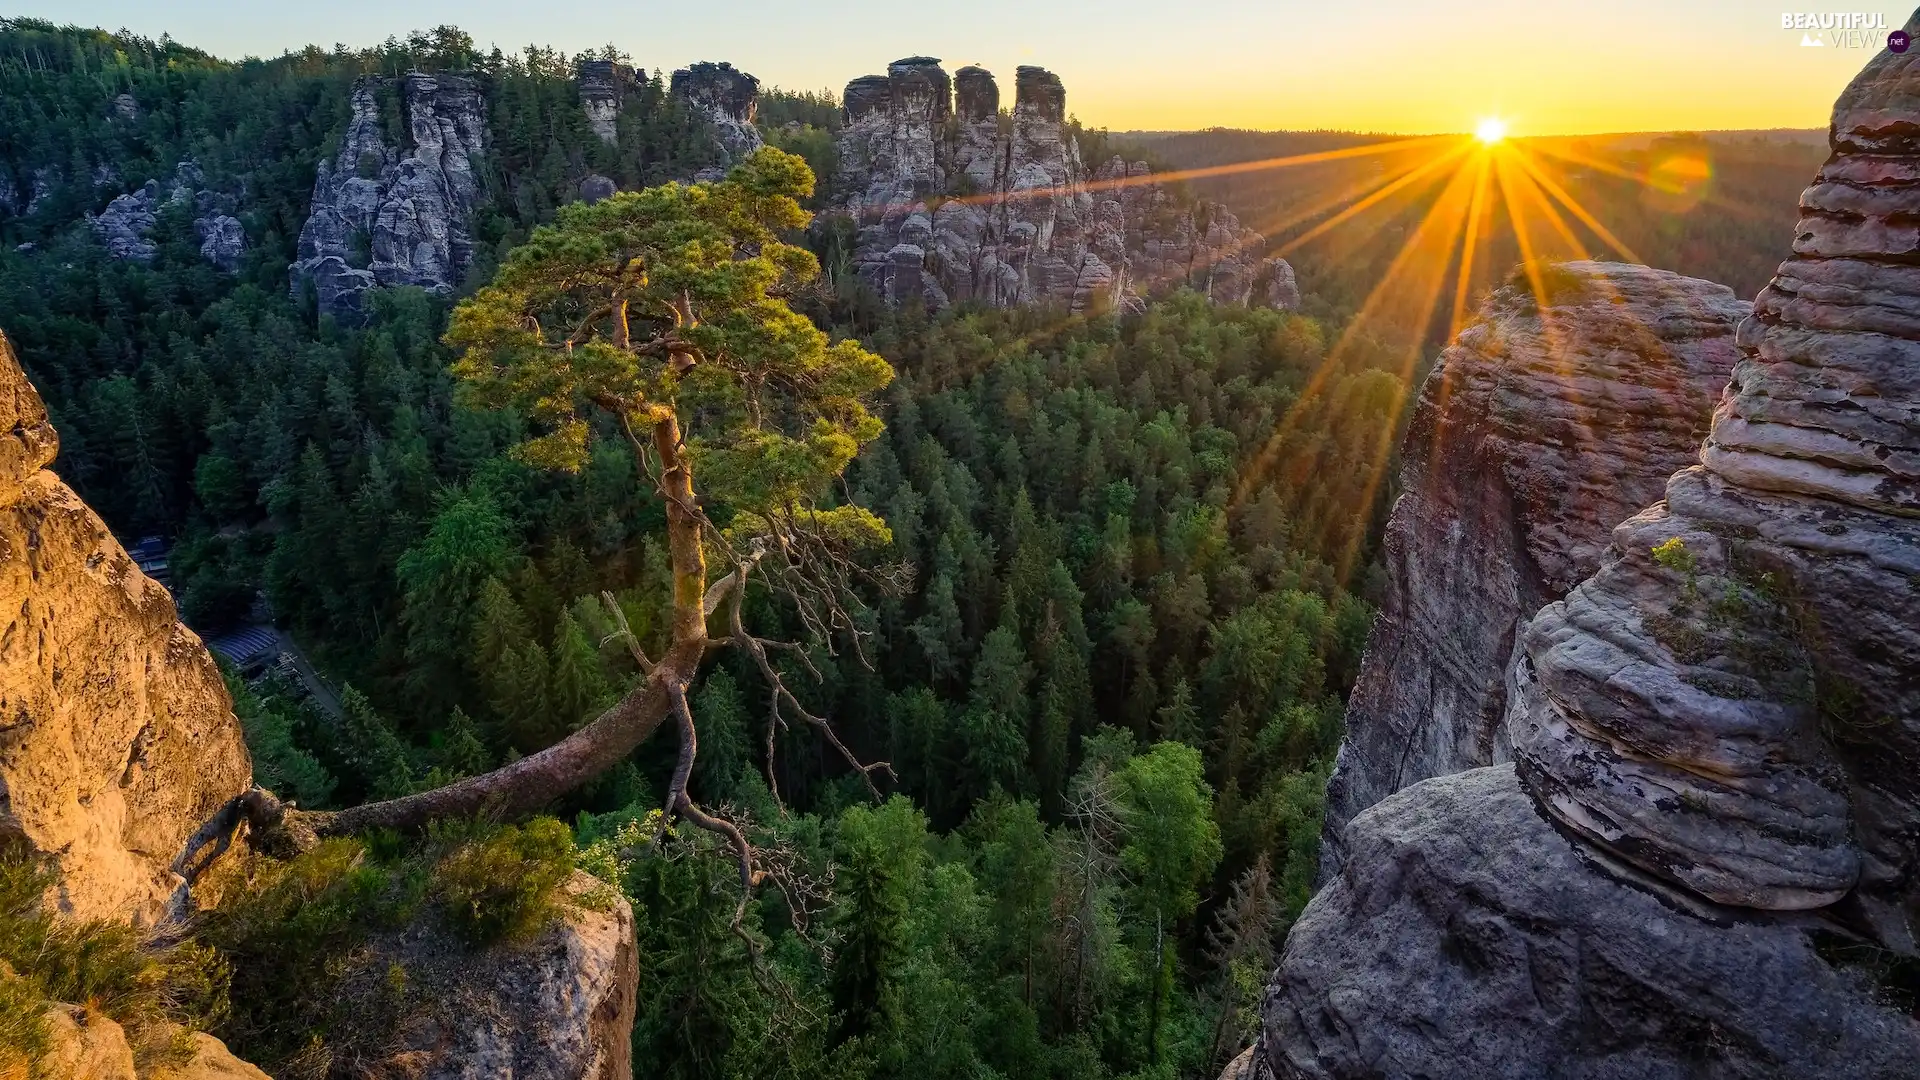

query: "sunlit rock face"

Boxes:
[831, 57, 1299, 312]
[1255, 27, 1920, 1080]
[291, 73, 488, 323]
[1510, 25, 1920, 931]
[1321, 262, 1746, 875]
[0, 330, 252, 923]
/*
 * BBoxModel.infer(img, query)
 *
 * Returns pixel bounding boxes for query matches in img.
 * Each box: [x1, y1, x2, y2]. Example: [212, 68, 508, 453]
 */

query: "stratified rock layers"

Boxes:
[833, 58, 1296, 312]
[1511, 24, 1920, 929]
[1266, 766, 1920, 1080]
[291, 72, 487, 322]
[0, 331, 252, 922]
[1321, 262, 1747, 874]
[1258, 25, 1920, 1080]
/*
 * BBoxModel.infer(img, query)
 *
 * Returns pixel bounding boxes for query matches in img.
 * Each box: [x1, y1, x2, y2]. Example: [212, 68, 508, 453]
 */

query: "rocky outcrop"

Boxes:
[35, 1007, 268, 1080]
[1507, 21, 1920, 936]
[579, 60, 636, 145]
[291, 72, 488, 322]
[87, 163, 245, 270]
[1257, 27, 1920, 1080]
[1266, 765, 1920, 1079]
[832, 57, 1299, 313]
[370, 872, 637, 1080]
[0, 331, 252, 924]
[1320, 262, 1747, 874]
[672, 62, 763, 179]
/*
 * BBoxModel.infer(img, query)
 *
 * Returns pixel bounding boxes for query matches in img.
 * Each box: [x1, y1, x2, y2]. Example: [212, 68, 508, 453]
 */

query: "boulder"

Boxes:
[1320, 262, 1746, 874]
[373, 872, 638, 1080]
[1265, 765, 1920, 1080]
[0, 330, 252, 923]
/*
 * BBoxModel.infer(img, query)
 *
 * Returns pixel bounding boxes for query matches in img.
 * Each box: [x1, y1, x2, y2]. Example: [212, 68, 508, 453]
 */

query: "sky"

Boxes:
[10, 0, 1904, 134]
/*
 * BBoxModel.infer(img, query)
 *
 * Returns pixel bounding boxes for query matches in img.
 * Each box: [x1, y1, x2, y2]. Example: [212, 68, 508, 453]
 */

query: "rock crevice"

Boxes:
[291, 72, 488, 323]
[1320, 261, 1747, 874]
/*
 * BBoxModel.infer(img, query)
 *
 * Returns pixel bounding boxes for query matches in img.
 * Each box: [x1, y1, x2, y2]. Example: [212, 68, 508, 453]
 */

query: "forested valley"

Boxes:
[0, 17, 1816, 1080]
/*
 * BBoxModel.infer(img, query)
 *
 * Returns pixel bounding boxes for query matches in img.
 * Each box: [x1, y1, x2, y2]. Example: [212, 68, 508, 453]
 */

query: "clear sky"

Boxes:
[11, 0, 1903, 134]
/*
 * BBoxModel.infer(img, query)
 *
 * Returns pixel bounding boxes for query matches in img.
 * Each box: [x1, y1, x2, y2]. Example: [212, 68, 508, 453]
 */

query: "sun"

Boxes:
[1476, 117, 1508, 145]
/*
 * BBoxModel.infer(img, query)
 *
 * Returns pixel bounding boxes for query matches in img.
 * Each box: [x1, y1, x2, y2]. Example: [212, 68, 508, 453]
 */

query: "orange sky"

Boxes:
[19, 0, 1906, 134]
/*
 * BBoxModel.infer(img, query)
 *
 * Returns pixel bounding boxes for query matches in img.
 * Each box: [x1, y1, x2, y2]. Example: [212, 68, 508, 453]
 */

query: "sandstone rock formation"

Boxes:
[371, 872, 637, 1080]
[1507, 23, 1920, 935]
[291, 72, 487, 322]
[37, 1007, 270, 1080]
[88, 162, 245, 271]
[0, 330, 252, 923]
[1256, 27, 1920, 1079]
[1265, 766, 1920, 1079]
[672, 61, 763, 180]
[1320, 262, 1747, 874]
[579, 60, 637, 145]
[832, 57, 1298, 313]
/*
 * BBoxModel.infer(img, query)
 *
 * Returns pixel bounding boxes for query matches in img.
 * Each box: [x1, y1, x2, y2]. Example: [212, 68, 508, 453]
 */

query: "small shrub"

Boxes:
[431, 818, 575, 945]
[1650, 536, 1696, 576]
[0, 846, 228, 1075]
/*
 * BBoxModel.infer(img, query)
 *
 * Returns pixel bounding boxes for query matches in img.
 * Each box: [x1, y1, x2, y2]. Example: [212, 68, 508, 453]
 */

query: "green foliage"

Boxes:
[447, 147, 893, 531]
[203, 818, 577, 1075]
[430, 818, 576, 944]
[0, 846, 229, 1074]
[226, 670, 336, 808]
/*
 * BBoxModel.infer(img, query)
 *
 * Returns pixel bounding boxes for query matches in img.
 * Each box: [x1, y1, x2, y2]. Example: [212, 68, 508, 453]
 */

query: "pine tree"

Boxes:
[548, 608, 610, 730]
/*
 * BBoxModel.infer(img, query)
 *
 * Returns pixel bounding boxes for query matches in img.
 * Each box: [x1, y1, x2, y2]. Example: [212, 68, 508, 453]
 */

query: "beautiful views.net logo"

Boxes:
[1781, 11, 1899, 48]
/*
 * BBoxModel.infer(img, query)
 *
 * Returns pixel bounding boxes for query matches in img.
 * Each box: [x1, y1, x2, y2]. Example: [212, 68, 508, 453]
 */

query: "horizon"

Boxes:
[5, 0, 1904, 135]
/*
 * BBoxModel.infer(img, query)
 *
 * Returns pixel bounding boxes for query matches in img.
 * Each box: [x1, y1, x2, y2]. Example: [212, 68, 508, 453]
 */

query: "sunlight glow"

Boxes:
[1476, 118, 1508, 145]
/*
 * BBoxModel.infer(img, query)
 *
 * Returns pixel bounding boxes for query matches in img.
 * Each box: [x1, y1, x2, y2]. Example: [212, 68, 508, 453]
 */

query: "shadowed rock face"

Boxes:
[832, 57, 1299, 313]
[671, 61, 764, 179]
[1320, 262, 1747, 875]
[0, 331, 252, 923]
[291, 73, 488, 323]
[579, 60, 636, 145]
[88, 161, 246, 271]
[1266, 766, 1920, 1080]
[1510, 17, 1920, 933]
[368, 873, 637, 1080]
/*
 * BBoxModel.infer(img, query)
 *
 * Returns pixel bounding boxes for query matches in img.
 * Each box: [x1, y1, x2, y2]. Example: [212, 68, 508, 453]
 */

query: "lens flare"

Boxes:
[1476, 118, 1508, 145]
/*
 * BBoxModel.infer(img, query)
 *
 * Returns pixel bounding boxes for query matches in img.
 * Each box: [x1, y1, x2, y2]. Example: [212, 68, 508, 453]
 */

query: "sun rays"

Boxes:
[1217, 124, 1685, 579]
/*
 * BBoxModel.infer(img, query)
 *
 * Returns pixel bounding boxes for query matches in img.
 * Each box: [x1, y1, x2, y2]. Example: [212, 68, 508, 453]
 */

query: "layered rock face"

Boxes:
[1266, 766, 1920, 1079]
[833, 57, 1298, 313]
[1256, 30, 1920, 1079]
[672, 62, 764, 179]
[0, 331, 252, 922]
[579, 60, 636, 145]
[1508, 24, 1920, 935]
[1320, 262, 1747, 874]
[291, 72, 488, 322]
